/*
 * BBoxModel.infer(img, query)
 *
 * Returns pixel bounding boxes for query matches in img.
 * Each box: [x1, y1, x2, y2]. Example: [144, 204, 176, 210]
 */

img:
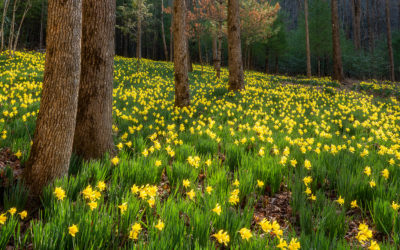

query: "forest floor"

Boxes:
[0, 51, 400, 249]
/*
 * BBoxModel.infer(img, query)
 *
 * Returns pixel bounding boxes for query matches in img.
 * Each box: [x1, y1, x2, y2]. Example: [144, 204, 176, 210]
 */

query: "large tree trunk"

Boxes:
[13, 0, 32, 52]
[304, 0, 311, 78]
[0, 0, 10, 51]
[351, 0, 361, 50]
[73, 0, 115, 160]
[227, 0, 244, 91]
[331, 0, 344, 82]
[366, 0, 374, 52]
[385, 0, 395, 82]
[24, 0, 82, 195]
[161, 0, 168, 61]
[173, 0, 190, 107]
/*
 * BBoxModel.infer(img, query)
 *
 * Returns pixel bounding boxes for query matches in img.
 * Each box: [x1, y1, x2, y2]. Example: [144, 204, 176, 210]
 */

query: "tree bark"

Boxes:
[161, 0, 168, 60]
[331, 0, 344, 82]
[173, 0, 190, 107]
[0, 0, 10, 51]
[216, 18, 223, 78]
[304, 0, 311, 78]
[25, 0, 82, 195]
[351, 0, 361, 50]
[170, 22, 173, 61]
[227, 0, 244, 91]
[73, 0, 115, 160]
[385, 0, 395, 82]
[275, 55, 279, 74]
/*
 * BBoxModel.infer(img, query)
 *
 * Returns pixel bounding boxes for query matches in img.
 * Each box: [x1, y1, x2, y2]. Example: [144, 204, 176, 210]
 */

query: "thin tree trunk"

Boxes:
[265, 47, 269, 73]
[124, 34, 128, 57]
[8, 0, 19, 53]
[187, 42, 193, 72]
[212, 33, 217, 70]
[161, 0, 168, 60]
[331, 0, 344, 82]
[13, 0, 31, 52]
[216, 19, 223, 78]
[0, 0, 10, 51]
[367, 0, 374, 52]
[304, 0, 311, 78]
[385, 0, 395, 81]
[227, 0, 244, 91]
[25, 0, 82, 195]
[275, 55, 279, 74]
[197, 34, 203, 71]
[170, 23, 173, 61]
[73, 0, 115, 160]
[39, 0, 45, 50]
[136, 0, 142, 71]
[173, 0, 190, 107]
[317, 57, 321, 77]
[351, 0, 361, 50]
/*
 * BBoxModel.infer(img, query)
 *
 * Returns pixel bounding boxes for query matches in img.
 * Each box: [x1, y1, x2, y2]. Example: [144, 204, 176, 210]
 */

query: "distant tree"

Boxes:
[351, 0, 361, 50]
[161, 0, 168, 60]
[331, 0, 344, 81]
[0, 0, 10, 51]
[385, 0, 395, 81]
[304, 0, 311, 77]
[265, 14, 287, 74]
[25, 0, 82, 194]
[227, 0, 244, 91]
[240, 0, 280, 70]
[73, 0, 115, 160]
[173, 0, 190, 107]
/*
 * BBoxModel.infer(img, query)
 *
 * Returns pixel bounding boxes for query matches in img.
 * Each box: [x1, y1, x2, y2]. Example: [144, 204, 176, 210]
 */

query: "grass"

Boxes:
[0, 51, 400, 249]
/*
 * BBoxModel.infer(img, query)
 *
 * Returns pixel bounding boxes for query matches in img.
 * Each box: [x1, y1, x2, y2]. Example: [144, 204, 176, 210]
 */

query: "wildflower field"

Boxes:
[1, 51, 400, 249]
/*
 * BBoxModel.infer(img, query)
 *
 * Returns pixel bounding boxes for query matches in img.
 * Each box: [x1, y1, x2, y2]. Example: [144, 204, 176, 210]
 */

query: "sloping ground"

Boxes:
[0, 51, 400, 249]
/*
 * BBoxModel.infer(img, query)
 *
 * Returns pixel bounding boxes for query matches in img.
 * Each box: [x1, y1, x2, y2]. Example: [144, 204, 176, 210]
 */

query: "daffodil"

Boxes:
[212, 203, 222, 216]
[68, 224, 79, 237]
[54, 187, 66, 201]
[238, 228, 252, 241]
[212, 230, 230, 246]
[155, 219, 165, 231]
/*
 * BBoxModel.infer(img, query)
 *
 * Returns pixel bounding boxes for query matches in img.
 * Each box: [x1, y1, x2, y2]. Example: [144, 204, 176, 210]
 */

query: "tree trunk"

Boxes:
[304, 0, 312, 78]
[170, 23, 173, 61]
[187, 42, 193, 72]
[227, 0, 244, 91]
[366, 0, 374, 52]
[39, 0, 45, 50]
[331, 0, 344, 82]
[351, 0, 361, 50]
[385, 0, 395, 82]
[0, 0, 10, 51]
[161, 0, 168, 60]
[173, 0, 190, 107]
[265, 47, 269, 73]
[197, 34, 203, 71]
[216, 19, 223, 78]
[13, 0, 31, 52]
[136, 0, 142, 59]
[123, 34, 129, 57]
[8, 0, 19, 54]
[275, 55, 279, 74]
[25, 0, 82, 195]
[212, 34, 217, 70]
[73, 0, 115, 161]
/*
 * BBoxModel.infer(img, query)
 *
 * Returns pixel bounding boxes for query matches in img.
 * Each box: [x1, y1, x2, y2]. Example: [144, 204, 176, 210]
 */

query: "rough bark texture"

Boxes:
[73, 0, 115, 160]
[173, 0, 190, 107]
[161, 0, 168, 61]
[227, 0, 244, 91]
[25, 0, 82, 195]
[385, 0, 395, 82]
[331, 0, 344, 82]
[351, 0, 361, 50]
[304, 0, 311, 78]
